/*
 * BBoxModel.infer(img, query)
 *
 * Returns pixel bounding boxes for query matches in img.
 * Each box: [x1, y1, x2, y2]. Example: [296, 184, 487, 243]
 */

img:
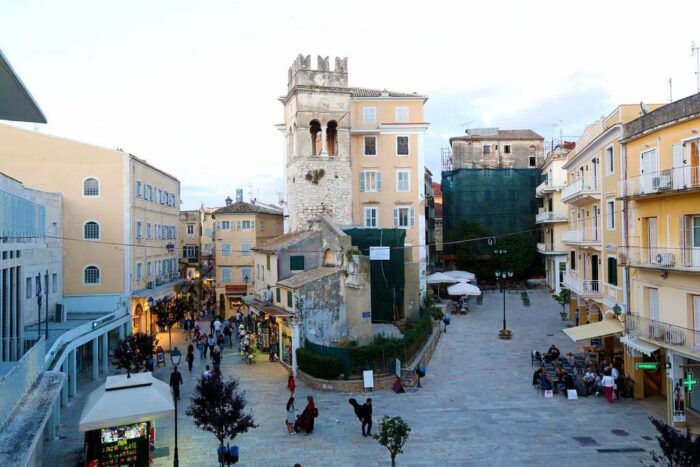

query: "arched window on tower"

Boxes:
[310, 120, 322, 156]
[326, 120, 338, 156]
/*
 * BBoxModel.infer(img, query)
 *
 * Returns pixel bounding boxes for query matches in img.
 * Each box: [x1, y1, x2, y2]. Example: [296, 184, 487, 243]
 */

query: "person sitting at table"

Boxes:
[539, 371, 553, 391]
[533, 367, 545, 386]
[560, 371, 576, 394]
[545, 345, 561, 362]
[583, 366, 597, 395]
[594, 372, 604, 397]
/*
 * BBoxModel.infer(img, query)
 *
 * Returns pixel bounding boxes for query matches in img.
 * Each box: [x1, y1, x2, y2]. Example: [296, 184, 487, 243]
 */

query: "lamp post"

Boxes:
[170, 347, 182, 467]
[494, 248, 512, 332]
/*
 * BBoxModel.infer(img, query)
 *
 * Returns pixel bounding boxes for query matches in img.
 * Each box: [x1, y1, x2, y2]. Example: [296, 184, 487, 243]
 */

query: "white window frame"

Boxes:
[605, 145, 615, 175]
[241, 220, 253, 230]
[136, 221, 142, 239]
[395, 107, 409, 123]
[396, 169, 410, 192]
[187, 224, 195, 237]
[364, 207, 378, 228]
[26, 277, 32, 299]
[241, 241, 252, 257]
[147, 261, 152, 277]
[396, 136, 409, 156]
[184, 245, 197, 258]
[147, 223, 152, 239]
[221, 267, 232, 283]
[362, 106, 377, 124]
[136, 180, 142, 198]
[360, 170, 382, 192]
[221, 220, 231, 230]
[222, 242, 232, 257]
[363, 136, 377, 156]
[52, 273, 57, 293]
[393, 207, 415, 228]
[82, 177, 100, 197]
[241, 268, 252, 284]
[83, 265, 101, 285]
[83, 220, 101, 240]
[136, 262, 143, 281]
[606, 199, 615, 230]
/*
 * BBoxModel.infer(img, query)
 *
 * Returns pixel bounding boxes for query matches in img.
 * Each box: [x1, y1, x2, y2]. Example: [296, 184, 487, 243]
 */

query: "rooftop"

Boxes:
[431, 182, 442, 197]
[214, 200, 283, 216]
[278, 266, 342, 288]
[623, 92, 700, 142]
[348, 87, 426, 99]
[0, 49, 46, 124]
[450, 129, 543, 144]
[253, 230, 319, 253]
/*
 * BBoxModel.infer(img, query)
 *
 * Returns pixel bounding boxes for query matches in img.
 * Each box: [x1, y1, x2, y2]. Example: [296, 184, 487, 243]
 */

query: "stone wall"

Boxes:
[452, 139, 545, 169]
[277, 233, 322, 281]
[299, 270, 347, 345]
[345, 255, 372, 344]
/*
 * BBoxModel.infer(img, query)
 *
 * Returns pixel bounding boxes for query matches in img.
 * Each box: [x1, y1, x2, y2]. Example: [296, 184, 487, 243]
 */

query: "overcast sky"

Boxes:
[2, 1, 699, 209]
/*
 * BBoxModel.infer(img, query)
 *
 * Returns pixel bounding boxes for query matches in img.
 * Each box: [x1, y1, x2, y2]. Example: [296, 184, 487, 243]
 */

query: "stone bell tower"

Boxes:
[280, 54, 352, 231]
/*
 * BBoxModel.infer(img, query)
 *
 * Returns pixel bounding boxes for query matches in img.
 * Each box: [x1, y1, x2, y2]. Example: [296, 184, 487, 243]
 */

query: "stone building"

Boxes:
[450, 128, 545, 169]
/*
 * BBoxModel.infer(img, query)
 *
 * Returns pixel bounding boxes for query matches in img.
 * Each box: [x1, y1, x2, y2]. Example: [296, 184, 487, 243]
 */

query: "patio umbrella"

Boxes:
[443, 270, 476, 282]
[426, 272, 461, 284]
[447, 281, 482, 296]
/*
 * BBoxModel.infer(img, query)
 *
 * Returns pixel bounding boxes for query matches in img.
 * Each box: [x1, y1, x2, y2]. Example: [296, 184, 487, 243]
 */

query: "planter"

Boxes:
[498, 329, 513, 340]
[560, 312, 568, 321]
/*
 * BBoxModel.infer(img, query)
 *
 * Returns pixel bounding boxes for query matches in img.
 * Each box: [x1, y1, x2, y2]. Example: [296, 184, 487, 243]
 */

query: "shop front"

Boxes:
[224, 284, 248, 318]
[249, 300, 293, 367]
[131, 282, 180, 335]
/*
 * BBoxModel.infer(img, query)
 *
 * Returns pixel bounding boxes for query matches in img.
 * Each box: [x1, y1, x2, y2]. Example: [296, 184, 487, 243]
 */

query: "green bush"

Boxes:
[296, 347, 343, 380]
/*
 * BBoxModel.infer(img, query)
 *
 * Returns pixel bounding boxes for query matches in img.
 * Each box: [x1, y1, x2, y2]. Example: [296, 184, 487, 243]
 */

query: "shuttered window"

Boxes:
[290, 255, 305, 271]
[607, 257, 618, 286]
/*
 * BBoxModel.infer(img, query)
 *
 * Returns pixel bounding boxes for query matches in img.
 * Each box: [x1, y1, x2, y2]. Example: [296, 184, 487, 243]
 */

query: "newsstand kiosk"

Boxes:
[79, 372, 174, 466]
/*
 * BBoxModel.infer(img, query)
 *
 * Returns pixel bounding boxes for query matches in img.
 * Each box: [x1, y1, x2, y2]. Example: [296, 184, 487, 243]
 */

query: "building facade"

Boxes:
[449, 128, 545, 170]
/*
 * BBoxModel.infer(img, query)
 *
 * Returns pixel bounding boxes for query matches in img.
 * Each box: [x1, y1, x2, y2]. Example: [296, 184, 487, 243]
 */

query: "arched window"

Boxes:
[323, 248, 337, 266]
[326, 120, 338, 156]
[84, 266, 100, 284]
[84, 221, 100, 239]
[310, 120, 321, 155]
[83, 178, 99, 196]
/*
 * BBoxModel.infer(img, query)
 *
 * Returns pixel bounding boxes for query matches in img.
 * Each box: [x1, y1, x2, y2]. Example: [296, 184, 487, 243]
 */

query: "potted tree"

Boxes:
[552, 288, 572, 321]
[372, 416, 411, 467]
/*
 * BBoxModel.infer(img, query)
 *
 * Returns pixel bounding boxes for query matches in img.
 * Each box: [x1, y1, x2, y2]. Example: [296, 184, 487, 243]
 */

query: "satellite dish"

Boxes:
[640, 101, 650, 115]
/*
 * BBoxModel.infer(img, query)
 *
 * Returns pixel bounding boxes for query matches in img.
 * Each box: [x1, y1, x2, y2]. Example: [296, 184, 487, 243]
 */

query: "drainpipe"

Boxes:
[620, 138, 631, 319]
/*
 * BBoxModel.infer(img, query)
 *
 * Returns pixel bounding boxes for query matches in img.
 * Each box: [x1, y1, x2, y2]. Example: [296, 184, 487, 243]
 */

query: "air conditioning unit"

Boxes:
[147, 281, 155, 289]
[656, 252, 676, 267]
[652, 175, 672, 190]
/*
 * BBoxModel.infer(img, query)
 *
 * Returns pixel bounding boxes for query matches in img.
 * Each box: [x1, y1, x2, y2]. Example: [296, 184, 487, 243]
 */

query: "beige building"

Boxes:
[212, 194, 283, 316]
[0, 124, 181, 334]
[449, 128, 545, 169]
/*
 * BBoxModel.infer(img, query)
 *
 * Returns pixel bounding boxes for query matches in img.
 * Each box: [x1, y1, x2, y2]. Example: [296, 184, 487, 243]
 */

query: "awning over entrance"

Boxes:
[563, 319, 623, 342]
[620, 335, 660, 356]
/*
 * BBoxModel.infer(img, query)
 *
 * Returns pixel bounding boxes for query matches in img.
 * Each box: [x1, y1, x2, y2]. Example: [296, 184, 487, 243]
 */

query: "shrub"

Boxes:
[296, 347, 343, 380]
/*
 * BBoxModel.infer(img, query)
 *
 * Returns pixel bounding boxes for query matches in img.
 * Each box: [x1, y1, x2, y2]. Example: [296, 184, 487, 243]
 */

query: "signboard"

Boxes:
[225, 285, 247, 293]
[363, 370, 374, 389]
[544, 390, 553, 398]
[369, 247, 390, 261]
[395, 358, 401, 378]
[362, 311, 371, 319]
[636, 362, 659, 371]
[567, 389, 578, 400]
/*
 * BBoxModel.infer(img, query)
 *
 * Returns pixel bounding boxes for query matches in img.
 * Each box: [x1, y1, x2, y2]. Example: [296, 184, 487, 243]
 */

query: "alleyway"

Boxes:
[47, 290, 661, 466]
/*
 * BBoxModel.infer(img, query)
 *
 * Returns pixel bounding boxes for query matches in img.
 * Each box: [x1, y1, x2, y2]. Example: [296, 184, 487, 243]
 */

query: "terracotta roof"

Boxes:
[249, 300, 291, 317]
[278, 267, 342, 288]
[253, 230, 319, 253]
[213, 201, 282, 216]
[349, 87, 426, 99]
[450, 129, 543, 143]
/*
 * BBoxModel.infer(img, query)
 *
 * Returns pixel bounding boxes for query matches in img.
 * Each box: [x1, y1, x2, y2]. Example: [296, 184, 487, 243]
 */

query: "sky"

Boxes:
[2, 0, 700, 210]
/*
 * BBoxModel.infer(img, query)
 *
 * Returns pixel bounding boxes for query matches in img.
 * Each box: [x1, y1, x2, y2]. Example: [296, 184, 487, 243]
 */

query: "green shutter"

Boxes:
[287, 290, 292, 307]
[276, 288, 281, 303]
[290, 255, 304, 271]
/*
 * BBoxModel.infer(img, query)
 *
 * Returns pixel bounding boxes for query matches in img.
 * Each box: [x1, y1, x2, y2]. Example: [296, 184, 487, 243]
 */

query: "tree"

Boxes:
[649, 416, 700, 466]
[112, 332, 158, 377]
[372, 415, 411, 467]
[453, 221, 491, 276]
[552, 288, 572, 317]
[186, 376, 257, 465]
[154, 297, 185, 350]
[494, 232, 541, 279]
[422, 291, 443, 320]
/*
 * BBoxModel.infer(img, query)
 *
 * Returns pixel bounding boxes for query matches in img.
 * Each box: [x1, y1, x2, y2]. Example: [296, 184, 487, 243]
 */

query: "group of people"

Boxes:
[285, 395, 318, 434]
[581, 360, 622, 403]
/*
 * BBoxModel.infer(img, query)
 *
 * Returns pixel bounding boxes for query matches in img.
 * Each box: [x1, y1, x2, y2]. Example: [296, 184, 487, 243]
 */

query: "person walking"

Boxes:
[169, 366, 183, 401]
[361, 398, 373, 436]
[186, 344, 195, 372]
[287, 375, 296, 396]
[286, 397, 296, 435]
[213, 317, 222, 338]
[199, 334, 208, 360]
[212, 345, 222, 370]
[348, 398, 364, 435]
[208, 334, 216, 359]
[223, 324, 232, 348]
[601, 369, 615, 403]
[301, 396, 317, 434]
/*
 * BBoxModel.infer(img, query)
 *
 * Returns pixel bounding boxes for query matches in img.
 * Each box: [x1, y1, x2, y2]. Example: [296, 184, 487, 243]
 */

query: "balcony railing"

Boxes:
[561, 176, 601, 202]
[537, 242, 565, 254]
[619, 166, 700, 199]
[562, 226, 601, 244]
[536, 179, 566, 197]
[626, 314, 700, 353]
[536, 211, 567, 223]
[620, 246, 700, 272]
[562, 271, 602, 297]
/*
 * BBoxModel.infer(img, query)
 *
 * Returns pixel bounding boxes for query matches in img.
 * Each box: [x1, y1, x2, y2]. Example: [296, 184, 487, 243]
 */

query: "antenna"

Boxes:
[669, 77, 673, 102]
[640, 102, 650, 115]
[461, 120, 473, 133]
[693, 42, 700, 93]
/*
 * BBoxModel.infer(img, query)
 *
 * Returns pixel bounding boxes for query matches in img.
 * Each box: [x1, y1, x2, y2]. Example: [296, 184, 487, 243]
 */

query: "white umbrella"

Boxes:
[447, 281, 481, 296]
[444, 270, 476, 281]
[426, 272, 461, 284]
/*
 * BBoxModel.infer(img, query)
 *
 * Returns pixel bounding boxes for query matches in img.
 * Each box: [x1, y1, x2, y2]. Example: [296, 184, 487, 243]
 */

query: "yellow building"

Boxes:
[618, 93, 700, 426]
[0, 123, 181, 334]
[178, 206, 216, 309]
[212, 195, 283, 317]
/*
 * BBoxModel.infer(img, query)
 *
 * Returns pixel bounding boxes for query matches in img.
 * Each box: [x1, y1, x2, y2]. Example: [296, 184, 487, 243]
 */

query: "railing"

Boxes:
[626, 314, 700, 353]
[0, 337, 45, 427]
[562, 226, 601, 243]
[561, 176, 601, 201]
[619, 166, 700, 198]
[536, 211, 567, 223]
[620, 246, 700, 272]
[537, 242, 565, 253]
[562, 272, 602, 297]
[536, 179, 566, 196]
[0, 337, 41, 362]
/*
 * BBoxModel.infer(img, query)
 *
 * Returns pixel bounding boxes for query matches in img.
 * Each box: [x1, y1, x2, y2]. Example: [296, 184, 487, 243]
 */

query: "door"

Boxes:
[694, 296, 700, 351]
[548, 197, 553, 212]
[592, 206, 599, 241]
[647, 217, 658, 266]
[549, 229, 554, 249]
[592, 158, 598, 189]
[641, 149, 658, 193]
[591, 254, 599, 293]
[672, 143, 689, 189]
[692, 216, 700, 267]
[691, 141, 700, 187]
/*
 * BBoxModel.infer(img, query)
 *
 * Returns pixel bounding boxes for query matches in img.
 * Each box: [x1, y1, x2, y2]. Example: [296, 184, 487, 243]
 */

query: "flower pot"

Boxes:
[498, 330, 512, 340]
[560, 313, 568, 321]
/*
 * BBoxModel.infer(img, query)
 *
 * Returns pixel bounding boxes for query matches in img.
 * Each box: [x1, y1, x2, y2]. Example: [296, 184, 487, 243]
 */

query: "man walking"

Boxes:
[169, 366, 183, 401]
[213, 317, 222, 338]
[361, 398, 373, 436]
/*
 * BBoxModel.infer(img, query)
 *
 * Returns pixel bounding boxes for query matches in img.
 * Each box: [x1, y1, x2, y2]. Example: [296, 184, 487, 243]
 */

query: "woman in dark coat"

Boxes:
[348, 398, 364, 433]
[301, 396, 317, 434]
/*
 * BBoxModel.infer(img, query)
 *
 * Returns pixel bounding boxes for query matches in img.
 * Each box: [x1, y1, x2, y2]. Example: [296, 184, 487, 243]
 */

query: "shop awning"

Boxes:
[241, 295, 256, 305]
[79, 372, 174, 432]
[620, 335, 660, 356]
[563, 319, 623, 342]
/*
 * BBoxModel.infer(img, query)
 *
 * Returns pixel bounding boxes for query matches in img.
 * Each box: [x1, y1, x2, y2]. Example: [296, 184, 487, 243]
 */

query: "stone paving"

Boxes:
[45, 289, 664, 466]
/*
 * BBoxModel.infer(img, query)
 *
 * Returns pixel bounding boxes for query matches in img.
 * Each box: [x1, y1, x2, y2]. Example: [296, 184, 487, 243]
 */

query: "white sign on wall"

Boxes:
[363, 370, 374, 389]
[369, 247, 390, 261]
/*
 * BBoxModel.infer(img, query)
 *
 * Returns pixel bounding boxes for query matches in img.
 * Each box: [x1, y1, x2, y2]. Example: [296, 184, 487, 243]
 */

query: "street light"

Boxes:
[494, 249, 513, 333]
[170, 347, 182, 467]
[613, 303, 622, 316]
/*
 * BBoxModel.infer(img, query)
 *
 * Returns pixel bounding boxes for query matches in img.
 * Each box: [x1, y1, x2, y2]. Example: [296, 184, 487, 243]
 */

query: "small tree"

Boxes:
[552, 288, 571, 317]
[154, 297, 185, 350]
[372, 415, 411, 467]
[649, 416, 700, 466]
[422, 291, 443, 320]
[186, 376, 257, 465]
[112, 332, 158, 377]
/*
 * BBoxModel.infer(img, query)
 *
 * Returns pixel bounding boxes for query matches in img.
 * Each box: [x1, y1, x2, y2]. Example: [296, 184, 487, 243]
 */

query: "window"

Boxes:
[147, 262, 152, 277]
[83, 178, 99, 196]
[204, 229, 212, 238]
[184, 245, 198, 259]
[395, 107, 409, 122]
[136, 221, 142, 239]
[222, 267, 232, 283]
[52, 273, 57, 293]
[136, 181, 142, 198]
[287, 290, 293, 308]
[483, 145, 491, 155]
[607, 257, 618, 286]
[136, 263, 142, 281]
[266, 255, 271, 270]
[26, 277, 32, 299]
[241, 241, 251, 257]
[221, 220, 230, 230]
[187, 224, 195, 236]
[363, 107, 377, 124]
[145, 185, 152, 201]
[290, 255, 305, 271]
[503, 144, 512, 154]
[241, 268, 251, 284]
[276, 288, 281, 303]
[222, 242, 231, 256]
[396, 136, 409, 156]
[364, 207, 378, 228]
[364, 136, 377, 156]
[359, 170, 382, 192]
[84, 266, 100, 284]
[241, 220, 254, 230]
[529, 156, 537, 167]
[606, 200, 615, 230]
[393, 207, 415, 228]
[605, 146, 615, 175]
[570, 251, 576, 270]
[260, 221, 265, 232]
[84, 221, 100, 239]
[147, 223, 152, 239]
[157, 189, 162, 204]
[396, 170, 410, 192]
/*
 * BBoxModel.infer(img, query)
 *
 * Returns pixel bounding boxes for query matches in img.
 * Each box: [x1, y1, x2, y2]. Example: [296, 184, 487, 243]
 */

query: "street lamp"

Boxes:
[495, 271, 514, 331]
[170, 347, 182, 467]
[613, 303, 622, 316]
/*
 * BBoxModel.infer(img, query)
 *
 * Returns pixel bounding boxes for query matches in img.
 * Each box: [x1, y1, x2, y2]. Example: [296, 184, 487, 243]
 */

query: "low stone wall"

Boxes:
[296, 321, 443, 392]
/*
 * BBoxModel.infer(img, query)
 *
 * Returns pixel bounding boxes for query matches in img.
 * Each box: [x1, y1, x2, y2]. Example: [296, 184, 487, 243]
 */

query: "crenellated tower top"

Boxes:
[287, 54, 348, 92]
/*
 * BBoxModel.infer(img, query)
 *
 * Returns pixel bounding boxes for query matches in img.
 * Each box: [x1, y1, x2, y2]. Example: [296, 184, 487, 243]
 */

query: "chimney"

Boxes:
[235, 188, 243, 203]
[225, 196, 232, 206]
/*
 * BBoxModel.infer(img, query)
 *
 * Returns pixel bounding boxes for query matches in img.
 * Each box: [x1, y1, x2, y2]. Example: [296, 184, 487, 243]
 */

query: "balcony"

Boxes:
[536, 210, 567, 224]
[562, 271, 602, 298]
[562, 226, 601, 245]
[618, 167, 700, 199]
[537, 242, 566, 255]
[626, 314, 700, 354]
[536, 179, 566, 197]
[619, 246, 700, 272]
[561, 176, 601, 205]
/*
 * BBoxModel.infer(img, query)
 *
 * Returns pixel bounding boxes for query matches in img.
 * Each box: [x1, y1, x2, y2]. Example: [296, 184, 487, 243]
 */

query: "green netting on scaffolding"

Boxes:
[344, 228, 405, 323]
[441, 168, 541, 240]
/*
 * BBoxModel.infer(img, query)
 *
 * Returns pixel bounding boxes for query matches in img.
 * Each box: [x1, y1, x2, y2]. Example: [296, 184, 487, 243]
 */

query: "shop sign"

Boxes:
[636, 362, 659, 371]
[369, 246, 390, 261]
[362, 311, 371, 319]
[683, 372, 698, 392]
[225, 285, 247, 293]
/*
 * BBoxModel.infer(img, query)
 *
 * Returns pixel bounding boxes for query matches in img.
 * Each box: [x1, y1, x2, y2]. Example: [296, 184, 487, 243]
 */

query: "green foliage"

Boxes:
[296, 347, 343, 380]
[454, 221, 492, 279]
[422, 292, 444, 320]
[112, 332, 158, 376]
[494, 232, 542, 279]
[552, 288, 572, 313]
[649, 416, 700, 466]
[372, 415, 411, 467]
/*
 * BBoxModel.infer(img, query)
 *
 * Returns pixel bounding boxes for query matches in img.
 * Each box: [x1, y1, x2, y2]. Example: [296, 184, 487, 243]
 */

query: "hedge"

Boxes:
[296, 347, 343, 380]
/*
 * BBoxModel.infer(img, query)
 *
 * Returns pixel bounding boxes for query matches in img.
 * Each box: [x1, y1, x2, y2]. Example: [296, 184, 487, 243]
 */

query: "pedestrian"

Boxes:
[217, 333, 225, 349]
[361, 398, 373, 436]
[224, 324, 232, 348]
[286, 397, 296, 435]
[202, 365, 212, 378]
[184, 317, 192, 340]
[208, 334, 216, 358]
[169, 366, 183, 401]
[601, 369, 615, 403]
[212, 345, 222, 370]
[269, 341, 277, 362]
[199, 334, 208, 359]
[301, 396, 317, 434]
[348, 398, 364, 434]
[214, 317, 222, 338]
[287, 375, 296, 396]
[186, 344, 194, 372]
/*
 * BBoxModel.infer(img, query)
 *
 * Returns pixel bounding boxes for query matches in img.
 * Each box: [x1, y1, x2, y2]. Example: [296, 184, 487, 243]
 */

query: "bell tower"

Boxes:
[281, 54, 352, 231]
